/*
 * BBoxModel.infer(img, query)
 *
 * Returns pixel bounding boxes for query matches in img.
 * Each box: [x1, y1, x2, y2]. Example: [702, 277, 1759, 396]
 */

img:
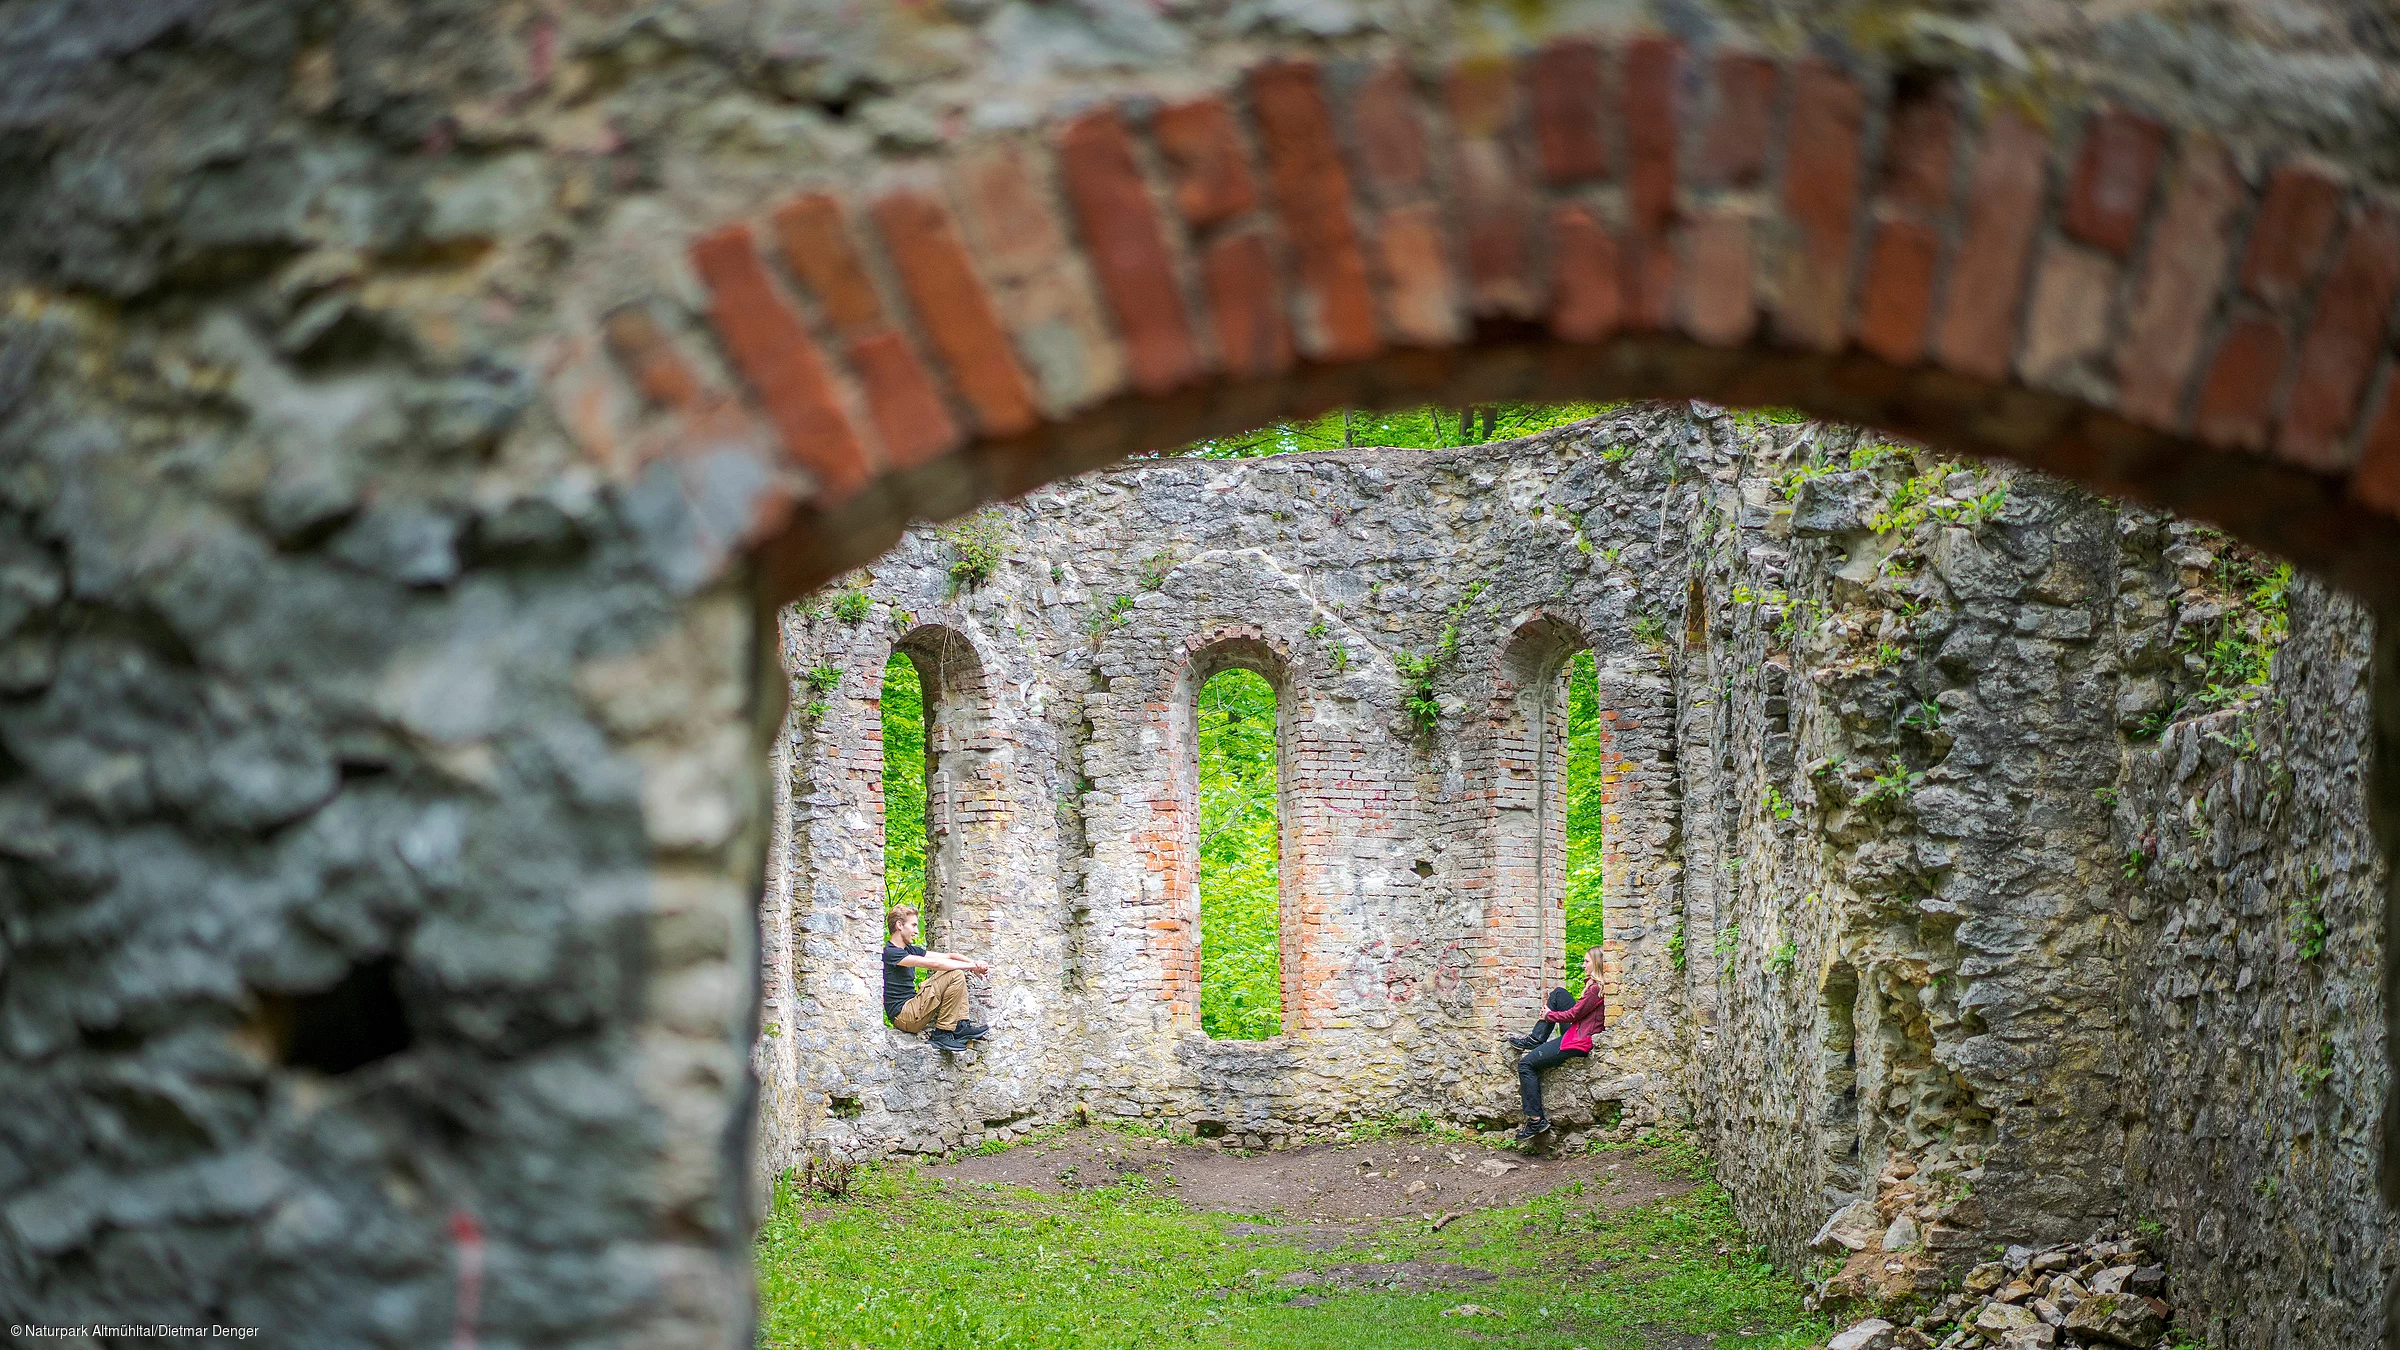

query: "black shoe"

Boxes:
[928, 1029, 972, 1052]
[1513, 1118, 1552, 1142]
[1506, 1032, 1543, 1050]
[953, 1021, 991, 1041]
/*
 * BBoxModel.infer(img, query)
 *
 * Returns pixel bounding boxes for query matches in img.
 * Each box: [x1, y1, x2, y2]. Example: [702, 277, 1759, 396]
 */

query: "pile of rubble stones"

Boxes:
[1823, 1227, 2176, 1350]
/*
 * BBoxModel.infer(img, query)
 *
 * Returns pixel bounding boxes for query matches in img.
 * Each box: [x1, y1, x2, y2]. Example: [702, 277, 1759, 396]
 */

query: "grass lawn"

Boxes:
[756, 1130, 1829, 1350]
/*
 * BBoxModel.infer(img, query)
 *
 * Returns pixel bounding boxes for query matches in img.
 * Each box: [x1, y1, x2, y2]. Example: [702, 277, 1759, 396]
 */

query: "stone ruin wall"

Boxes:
[1679, 406, 2398, 1338]
[760, 406, 1702, 1174]
[768, 405, 2396, 1346]
[2119, 581, 2395, 1349]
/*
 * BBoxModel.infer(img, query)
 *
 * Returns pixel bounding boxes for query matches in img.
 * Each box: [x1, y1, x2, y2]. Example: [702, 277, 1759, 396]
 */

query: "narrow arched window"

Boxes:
[880, 652, 928, 916]
[1197, 667, 1281, 1039]
[1495, 616, 1606, 1015]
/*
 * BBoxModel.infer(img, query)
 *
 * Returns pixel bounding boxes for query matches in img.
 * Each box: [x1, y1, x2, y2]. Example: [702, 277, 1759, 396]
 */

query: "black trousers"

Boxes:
[1517, 987, 1586, 1118]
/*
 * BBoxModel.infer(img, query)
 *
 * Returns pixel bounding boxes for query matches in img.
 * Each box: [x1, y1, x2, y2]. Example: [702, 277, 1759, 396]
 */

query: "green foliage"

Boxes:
[1600, 442, 1632, 463]
[881, 656, 929, 914]
[1901, 700, 1941, 734]
[1766, 939, 1798, 976]
[1394, 593, 1473, 737]
[2123, 844, 2150, 879]
[1632, 613, 1670, 652]
[940, 514, 1009, 588]
[1762, 786, 1794, 821]
[1198, 669, 1282, 1040]
[1139, 551, 1176, 592]
[2291, 874, 2329, 960]
[1177, 403, 1616, 457]
[1732, 406, 1813, 432]
[1088, 593, 1138, 639]
[2187, 560, 2293, 712]
[1715, 917, 1740, 974]
[833, 588, 875, 624]
[1856, 757, 1925, 808]
[2295, 1038, 2335, 1095]
[1666, 921, 1687, 972]
[800, 699, 829, 723]
[804, 664, 842, 694]
[1563, 649, 1605, 992]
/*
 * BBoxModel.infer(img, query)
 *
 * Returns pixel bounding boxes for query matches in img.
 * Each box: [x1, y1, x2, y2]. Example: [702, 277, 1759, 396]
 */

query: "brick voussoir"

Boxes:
[1529, 37, 1611, 185]
[770, 191, 964, 471]
[654, 56, 2400, 547]
[2276, 200, 2400, 472]
[688, 222, 875, 497]
[1252, 59, 1385, 363]
[1934, 108, 2052, 383]
[1773, 60, 1868, 353]
[2062, 106, 2169, 259]
[869, 185, 1043, 439]
[1446, 57, 1538, 320]
[1059, 107, 1208, 395]
[1153, 96, 1259, 231]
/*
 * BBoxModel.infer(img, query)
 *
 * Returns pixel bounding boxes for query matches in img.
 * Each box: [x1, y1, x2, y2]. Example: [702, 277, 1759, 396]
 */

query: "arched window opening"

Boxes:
[1196, 667, 1281, 1040]
[1495, 615, 1604, 1015]
[880, 652, 928, 917]
[1561, 648, 1606, 992]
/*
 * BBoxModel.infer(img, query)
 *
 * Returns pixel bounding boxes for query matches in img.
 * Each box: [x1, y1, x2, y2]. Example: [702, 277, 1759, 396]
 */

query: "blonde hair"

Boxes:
[887, 906, 919, 939]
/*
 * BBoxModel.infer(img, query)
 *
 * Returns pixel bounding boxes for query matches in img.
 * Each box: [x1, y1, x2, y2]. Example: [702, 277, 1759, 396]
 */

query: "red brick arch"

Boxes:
[572, 40, 2400, 613]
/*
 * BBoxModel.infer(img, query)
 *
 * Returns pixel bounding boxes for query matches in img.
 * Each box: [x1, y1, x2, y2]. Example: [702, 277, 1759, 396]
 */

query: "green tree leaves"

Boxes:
[1197, 669, 1282, 1040]
[882, 655, 927, 915]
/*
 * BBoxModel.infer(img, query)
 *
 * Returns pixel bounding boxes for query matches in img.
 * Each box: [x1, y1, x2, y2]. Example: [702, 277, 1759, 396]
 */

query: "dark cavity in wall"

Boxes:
[256, 957, 413, 1076]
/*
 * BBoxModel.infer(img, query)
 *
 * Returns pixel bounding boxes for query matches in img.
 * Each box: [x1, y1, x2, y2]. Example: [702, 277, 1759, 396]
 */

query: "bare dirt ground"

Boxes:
[923, 1129, 1695, 1231]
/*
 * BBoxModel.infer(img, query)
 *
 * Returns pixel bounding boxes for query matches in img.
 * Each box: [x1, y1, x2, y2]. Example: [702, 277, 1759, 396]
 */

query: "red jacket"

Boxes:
[1542, 985, 1607, 1053]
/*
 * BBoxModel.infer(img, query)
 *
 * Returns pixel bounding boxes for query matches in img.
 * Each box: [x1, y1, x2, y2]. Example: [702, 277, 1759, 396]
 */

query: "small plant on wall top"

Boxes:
[939, 512, 1008, 589]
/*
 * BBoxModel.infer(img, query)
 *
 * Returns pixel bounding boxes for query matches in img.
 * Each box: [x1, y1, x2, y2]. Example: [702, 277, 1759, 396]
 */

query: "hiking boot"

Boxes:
[1513, 1118, 1552, 1142]
[953, 1020, 991, 1041]
[928, 1028, 973, 1052]
[1505, 1031, 1545, 1050]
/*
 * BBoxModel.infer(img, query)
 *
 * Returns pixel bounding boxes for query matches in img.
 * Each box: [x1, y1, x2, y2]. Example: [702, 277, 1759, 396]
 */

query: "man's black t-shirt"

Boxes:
[883, 944, 927, 1018]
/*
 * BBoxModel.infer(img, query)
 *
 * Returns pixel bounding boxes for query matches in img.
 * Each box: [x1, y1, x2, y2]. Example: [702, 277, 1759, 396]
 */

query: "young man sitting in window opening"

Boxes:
[1505, 946, 1606, 1142]
[883, 905, 992, 1053]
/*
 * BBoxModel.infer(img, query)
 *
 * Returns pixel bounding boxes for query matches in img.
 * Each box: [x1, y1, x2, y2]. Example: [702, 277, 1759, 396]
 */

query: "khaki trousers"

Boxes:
[893, 968, 968, 1034]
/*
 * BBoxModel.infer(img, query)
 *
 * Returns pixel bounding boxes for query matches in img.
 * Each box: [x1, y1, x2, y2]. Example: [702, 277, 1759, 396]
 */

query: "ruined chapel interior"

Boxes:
[8, 2, 2400, 1348]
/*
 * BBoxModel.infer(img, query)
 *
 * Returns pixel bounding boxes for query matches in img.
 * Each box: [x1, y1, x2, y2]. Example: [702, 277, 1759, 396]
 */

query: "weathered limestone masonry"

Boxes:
[2119, 581, 2395, 1349]
[762, 408, 1701, 1173]
[11, 2, 2400, 1348]
[1680, 407, 2399, 1338]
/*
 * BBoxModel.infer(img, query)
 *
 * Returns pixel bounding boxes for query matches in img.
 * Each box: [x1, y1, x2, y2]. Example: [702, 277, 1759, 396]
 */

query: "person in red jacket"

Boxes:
[1504, 947, 1606, 1141]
